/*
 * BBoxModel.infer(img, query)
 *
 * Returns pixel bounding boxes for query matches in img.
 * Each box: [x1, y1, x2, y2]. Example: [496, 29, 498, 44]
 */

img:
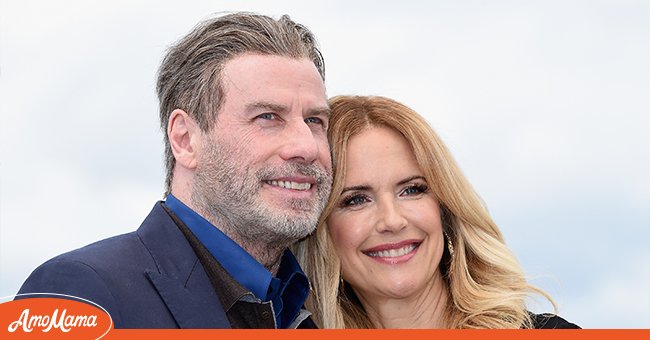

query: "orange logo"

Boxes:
[0, 294, 113, 339]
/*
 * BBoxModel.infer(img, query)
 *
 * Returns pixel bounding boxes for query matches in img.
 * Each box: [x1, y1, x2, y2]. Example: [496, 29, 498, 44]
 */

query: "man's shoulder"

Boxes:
[15, 231, 147, 323]
[41, 230, 147, 270]
[15, 201, 234, 329]
[20, 201, 177, 281]
[17, 230, 152, 295]
[15, 202, 188, 327]
[20, 204, 148, 287]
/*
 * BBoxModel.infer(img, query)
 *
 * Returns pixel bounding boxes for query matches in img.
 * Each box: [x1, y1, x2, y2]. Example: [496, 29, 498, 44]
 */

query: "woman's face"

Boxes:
[327, 126, 445, 302]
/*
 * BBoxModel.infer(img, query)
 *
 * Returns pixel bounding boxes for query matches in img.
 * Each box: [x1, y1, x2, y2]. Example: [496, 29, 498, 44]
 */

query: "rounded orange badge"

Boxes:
[0, 294, 113, 339]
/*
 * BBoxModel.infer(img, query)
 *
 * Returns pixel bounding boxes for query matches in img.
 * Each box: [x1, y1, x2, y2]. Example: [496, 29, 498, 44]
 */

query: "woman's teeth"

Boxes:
[366, 244, 418, 258]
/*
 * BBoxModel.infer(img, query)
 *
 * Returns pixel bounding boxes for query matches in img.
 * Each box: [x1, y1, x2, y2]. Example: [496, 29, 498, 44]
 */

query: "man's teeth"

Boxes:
[367, 244, 417, 258]
[266, 180, 312, 191]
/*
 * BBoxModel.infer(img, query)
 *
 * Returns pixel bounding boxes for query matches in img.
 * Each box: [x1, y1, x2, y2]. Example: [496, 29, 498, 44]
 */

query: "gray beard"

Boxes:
[190, 137, 332, 250]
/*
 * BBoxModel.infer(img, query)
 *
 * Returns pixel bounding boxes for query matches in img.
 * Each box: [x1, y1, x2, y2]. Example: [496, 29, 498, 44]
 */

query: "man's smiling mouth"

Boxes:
[265, 180, 312, 191]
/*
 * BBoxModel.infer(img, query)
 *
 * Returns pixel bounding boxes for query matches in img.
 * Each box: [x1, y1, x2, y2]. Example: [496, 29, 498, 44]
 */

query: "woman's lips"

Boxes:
[362, 240, 422, 264]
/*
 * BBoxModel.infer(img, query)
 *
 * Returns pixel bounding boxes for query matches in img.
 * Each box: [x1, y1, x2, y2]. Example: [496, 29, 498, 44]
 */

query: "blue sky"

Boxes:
[1, 0, 648, 328]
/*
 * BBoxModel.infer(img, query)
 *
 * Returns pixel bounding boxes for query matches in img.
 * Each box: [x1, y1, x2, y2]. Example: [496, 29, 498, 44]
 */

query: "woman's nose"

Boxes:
[374, 198, 408, 233]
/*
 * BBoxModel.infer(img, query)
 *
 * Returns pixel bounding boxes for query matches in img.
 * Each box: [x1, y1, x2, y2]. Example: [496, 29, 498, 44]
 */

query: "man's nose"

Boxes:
[278, 118, 320, 164]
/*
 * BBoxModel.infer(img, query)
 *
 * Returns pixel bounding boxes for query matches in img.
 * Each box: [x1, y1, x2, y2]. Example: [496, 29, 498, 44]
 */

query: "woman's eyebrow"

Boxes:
[397, 175, 426, 186]
[340, 184, 371, 195]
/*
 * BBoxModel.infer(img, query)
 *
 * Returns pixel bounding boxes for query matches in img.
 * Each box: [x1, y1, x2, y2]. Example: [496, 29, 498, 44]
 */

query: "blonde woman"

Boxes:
[294, 95, 578, 329]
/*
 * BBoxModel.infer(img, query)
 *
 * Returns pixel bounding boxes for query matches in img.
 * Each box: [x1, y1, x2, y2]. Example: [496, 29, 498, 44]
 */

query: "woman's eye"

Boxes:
[341, 194, 369, 207]
[401, 184, 428, 196]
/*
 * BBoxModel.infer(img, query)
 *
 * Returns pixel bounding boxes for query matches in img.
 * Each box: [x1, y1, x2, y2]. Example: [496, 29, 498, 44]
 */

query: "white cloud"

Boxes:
[1, 0, 648, 328]
[559, 256, 650, 328]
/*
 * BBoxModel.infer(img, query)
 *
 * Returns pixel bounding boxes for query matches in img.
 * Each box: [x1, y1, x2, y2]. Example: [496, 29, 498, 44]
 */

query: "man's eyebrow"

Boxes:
[245, 102, 330, 117]
[308, 106, 331, 117]
[245, 101, 288, 113]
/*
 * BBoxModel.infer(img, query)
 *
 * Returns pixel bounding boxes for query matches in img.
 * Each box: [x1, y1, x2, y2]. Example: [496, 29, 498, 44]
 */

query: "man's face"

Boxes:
[192, 53, 332, 244]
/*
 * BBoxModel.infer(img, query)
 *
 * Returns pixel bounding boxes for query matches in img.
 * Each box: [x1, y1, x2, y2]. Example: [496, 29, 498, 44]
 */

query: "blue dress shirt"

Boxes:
[164, 194, 310, 328]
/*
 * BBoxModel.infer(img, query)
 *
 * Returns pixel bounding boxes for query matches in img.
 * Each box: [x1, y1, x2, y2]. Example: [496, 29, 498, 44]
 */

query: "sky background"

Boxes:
[1, 0, 648, 328]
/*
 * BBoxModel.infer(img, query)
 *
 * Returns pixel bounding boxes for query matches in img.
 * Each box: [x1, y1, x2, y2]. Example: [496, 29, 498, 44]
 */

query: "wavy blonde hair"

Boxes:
[293, 95, 555, 328]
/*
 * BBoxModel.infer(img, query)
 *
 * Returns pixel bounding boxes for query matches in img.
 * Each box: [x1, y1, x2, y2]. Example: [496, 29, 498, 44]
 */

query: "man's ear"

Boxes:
[167, 109, 201, 170]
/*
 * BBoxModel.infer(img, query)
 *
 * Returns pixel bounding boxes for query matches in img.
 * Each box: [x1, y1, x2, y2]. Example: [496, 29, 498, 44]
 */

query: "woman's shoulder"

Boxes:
[529, 312, 581, 329]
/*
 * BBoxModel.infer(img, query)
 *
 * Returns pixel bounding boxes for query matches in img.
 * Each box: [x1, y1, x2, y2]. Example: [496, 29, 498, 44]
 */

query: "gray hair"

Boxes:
[156, 12, 325, 195]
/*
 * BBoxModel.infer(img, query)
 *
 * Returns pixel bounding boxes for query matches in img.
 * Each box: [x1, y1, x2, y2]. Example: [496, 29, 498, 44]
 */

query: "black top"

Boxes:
[531, 313, 580, 329]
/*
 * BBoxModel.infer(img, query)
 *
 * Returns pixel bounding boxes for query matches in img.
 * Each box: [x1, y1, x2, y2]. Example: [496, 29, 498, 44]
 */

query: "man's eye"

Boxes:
[257, 113, 277, 120]
[305, 116, 324, 125]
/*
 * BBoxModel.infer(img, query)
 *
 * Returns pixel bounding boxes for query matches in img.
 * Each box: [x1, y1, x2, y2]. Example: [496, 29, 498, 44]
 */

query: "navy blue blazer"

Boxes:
[16, 202, 231, 328]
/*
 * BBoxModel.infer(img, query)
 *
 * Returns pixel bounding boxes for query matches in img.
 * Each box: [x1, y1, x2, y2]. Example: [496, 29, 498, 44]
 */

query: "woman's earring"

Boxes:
[444, 230, 454, 256]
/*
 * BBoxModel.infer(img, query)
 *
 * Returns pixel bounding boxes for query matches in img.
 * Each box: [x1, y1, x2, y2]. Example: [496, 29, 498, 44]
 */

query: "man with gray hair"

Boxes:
[17, 12, 332, 329]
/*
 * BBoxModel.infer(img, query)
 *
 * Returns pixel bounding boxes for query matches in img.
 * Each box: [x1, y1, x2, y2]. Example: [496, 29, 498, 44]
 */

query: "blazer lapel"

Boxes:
[138, 202, 231, 328]
[146, 268, 230, 328]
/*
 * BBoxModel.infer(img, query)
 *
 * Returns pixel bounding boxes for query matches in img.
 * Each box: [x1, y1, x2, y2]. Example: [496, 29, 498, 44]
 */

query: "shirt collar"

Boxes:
[164, 194, 309, 328]
[268, 250, 310, 328]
